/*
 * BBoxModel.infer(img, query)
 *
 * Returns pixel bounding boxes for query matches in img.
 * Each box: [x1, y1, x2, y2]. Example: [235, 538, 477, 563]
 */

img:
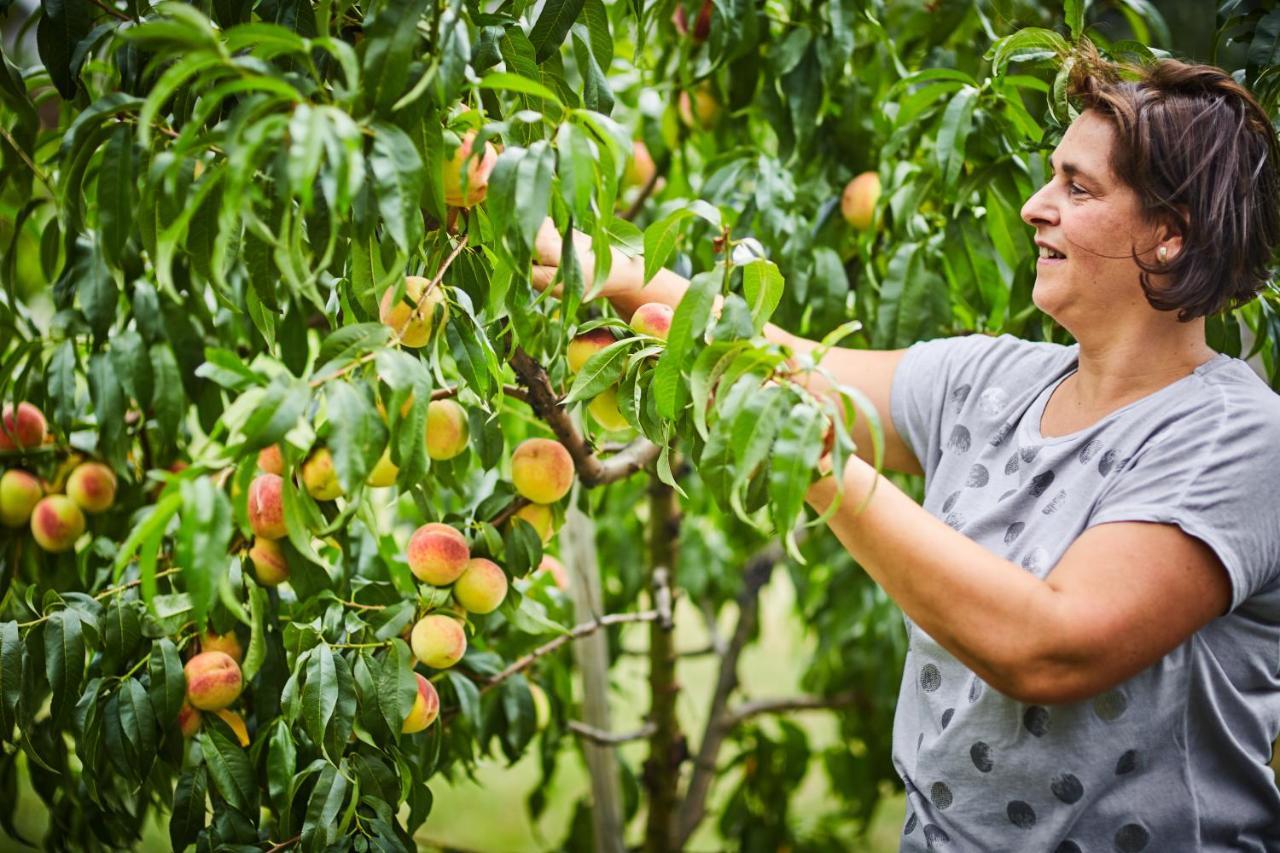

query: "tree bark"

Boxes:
[643, 477, 683, 852]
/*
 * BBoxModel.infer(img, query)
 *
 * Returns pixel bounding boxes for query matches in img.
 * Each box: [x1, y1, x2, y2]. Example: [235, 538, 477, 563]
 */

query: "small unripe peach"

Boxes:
[677, 84, 720, 131]
[177, 700, 202, 737]
[258, 444, 285, 475]
[65, 462, 117, 514]
[841, 171, 881, 231]
[380, 276, 447, 349]
[249, 537, 290, 587]
[453, 558, 508, 615]
[410, 614, 467, 669]
[247, 474, 286, 540]
[30, 495, 85, 553]
[366, 448, 398, 487]
[566, 328, 617, 374]
[407, 522, 470, 585]
[0, 402, 47, 451]
[629, 303, 674, 340]
[426, 399, 469, 461]
[537, 555, 570, 592]
[443, 132, 498, 208]
[513, 503, 554, 544]
[184, 651, 243, 711]
[588, 387, 630, 432]
[623, 140, 656, 190]
[213, 708, 250, 747]
[301, 448, 343, 501]
[200, 630, 243, 665]
[0, 470, 42, 528]
[511, 438, 575, 504]
[401, 673, 440, 734]
[530, 682, 552, 731]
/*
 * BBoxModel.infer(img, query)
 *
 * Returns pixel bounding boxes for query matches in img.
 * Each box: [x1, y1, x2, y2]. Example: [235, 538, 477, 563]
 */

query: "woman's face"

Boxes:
[1019, 110, 1168, 327]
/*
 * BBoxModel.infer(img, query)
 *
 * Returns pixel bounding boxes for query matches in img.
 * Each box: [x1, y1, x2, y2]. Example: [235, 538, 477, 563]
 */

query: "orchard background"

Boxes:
[0, 0, 1278, 850]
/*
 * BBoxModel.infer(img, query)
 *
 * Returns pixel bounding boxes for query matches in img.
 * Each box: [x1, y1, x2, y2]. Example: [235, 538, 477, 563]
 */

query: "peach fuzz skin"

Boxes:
[184, 651, 244, 711]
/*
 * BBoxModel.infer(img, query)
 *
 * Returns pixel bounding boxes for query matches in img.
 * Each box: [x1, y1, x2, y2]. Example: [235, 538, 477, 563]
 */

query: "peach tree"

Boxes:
[0, 0, 1277, 850]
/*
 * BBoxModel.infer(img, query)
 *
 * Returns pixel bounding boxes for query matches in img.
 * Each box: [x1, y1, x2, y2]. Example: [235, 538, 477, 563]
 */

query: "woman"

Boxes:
[534, 50, 1280, 850]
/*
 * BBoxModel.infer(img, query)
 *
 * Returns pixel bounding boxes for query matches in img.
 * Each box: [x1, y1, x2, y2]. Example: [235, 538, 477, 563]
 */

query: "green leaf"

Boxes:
[176, 478, 234, 628]
[169, 768, 208, 850]
[117, 678, 158, 776]
[369, 122, 426, 254]
[267, 719, 296, 814]
[653, 272, 719, 419]
[101, 598, 142, 673]
[562, 338, 637, 405]
[45, 609, 85, 726]
[479, 71, 562, 104]
[768, 402, 827, 550]
[36, 0, 92, 97]
[740, 259, 783, 335]
[529, 0, 587, 63]
[301, 761, 350, 848]
[326, 382, 386, 493]
[241, 376, 310, 449]
[376, 642, 417, 739]
[0, 622, 20, 739]
[201, 718, 258, 814]
[149, 344, 184, 453]
[98, 126, 136, 267]
[936, 86, 978, 188]
[1064, 0, 1084, 40]
[242, 585, 268, 684]
[302, 643, 338, 753]
[643, 209, 694, 286]
[147, 637, 186, 728]
[987, 27, 1068, 76]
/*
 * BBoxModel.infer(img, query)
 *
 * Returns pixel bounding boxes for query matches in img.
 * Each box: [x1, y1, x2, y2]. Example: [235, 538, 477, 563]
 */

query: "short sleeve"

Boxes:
[1088, 397, 1280, 611]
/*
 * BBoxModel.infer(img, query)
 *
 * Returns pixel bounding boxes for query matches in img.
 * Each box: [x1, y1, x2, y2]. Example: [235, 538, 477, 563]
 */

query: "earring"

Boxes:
[1157, 246, 1168, 262]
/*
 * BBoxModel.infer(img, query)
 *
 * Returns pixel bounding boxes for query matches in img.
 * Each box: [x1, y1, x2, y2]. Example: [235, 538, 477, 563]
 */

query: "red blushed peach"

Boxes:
[677, 84, 720, 131]
[410, 614, 467, 669]
[177, 700, 202, 737]
[258, 444, 285, 475]
[247, 474, 286, 540]
[30, 495, 85, 553]
[623, 140, 656, 190]
[426, 399, 469, 461]
[513, 502, 554, 544]
[453, 558, 508, 615]
[0, 469, 42, 528]
[0, 402, 47, 451]
[443, 132, 498, 208]
[249, 537, 290, 586]
[401, 673, 441, 734]
[566, 328, 617, 374]
[301, 448, 342, 501]
[407, 522, 470, 585]
[841, 171, 881, 231]
[65, 462, 117, 514]
[629, 302, 674, 340]
[200, 630, 243, 665]
[537, 555, 570, 592]
[213, 708, 250, 747]
[184, 651, 243, 711]
[380, 276, 446, 349]
[511, 439, 575, 504]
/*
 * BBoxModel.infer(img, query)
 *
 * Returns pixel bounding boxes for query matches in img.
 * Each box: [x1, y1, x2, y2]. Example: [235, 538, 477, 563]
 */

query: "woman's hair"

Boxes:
[1067, 41, 1280, 321]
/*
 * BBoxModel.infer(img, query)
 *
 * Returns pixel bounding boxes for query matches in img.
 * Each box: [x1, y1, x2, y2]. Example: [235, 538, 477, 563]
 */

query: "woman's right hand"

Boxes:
[531, 218, 644, 306]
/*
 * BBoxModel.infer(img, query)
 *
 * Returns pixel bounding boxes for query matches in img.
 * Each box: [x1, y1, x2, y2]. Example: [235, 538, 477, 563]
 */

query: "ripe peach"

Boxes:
[0, 402, 47, 451]
[30, 495, 85, 553]
[511, 439, 575, 504]
[258, 444, 285, 475]
[566, 328, 617, 374]
[247, 474, 286, 540]
[184, 651, 243, 711]
[623, 141, 656, 190]
[200, 630, 243, 665]
[65, 462, 117, 514]
[177, 699, 202, 737]
[453, 558, 508, 615]
[443, 132, 498, 208]
[513, 502, 554, 544]
[841, 171, 881, 231]
[677, 84, 720, 131]
[426, 399, 469, 461]
[366, 448, 398, 487]
[588, 387, 630, 432]
[407, 522, 470, 585]
[301, 448, 342, 501]
[380, 275, 447, 349]
[401, 672, 441, 734]
[213, 708, 250, 747]
[537, 555, 570, 592]
[0, 470, 42, 528]
[249, 537, 290, 586]
[410, 614, 467, 669]
[630, 302, 674, 340]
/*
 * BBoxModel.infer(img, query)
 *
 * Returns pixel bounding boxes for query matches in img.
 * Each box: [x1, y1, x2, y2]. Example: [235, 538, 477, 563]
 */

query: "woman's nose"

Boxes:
[1020, 182, 1058, 227]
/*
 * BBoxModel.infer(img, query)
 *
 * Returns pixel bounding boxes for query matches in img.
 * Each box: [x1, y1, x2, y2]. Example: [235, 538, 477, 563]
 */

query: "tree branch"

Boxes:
[722, 691, 866, 729]
[568, 719, 657, 746]
[621, 166, 662, 222]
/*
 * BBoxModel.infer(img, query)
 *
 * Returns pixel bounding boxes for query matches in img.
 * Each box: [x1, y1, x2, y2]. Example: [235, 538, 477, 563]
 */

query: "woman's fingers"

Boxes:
[531, 264, 563, 297]
[534, 217, 561, 267]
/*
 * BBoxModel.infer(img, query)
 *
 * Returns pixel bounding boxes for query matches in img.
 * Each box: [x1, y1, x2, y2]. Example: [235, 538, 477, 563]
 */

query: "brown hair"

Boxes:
[1067, 42, 1280, 321]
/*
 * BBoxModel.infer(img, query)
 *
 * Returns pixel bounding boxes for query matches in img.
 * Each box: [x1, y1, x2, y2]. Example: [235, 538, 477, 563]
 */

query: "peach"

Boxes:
[630, 302, 674, 340]
[30, 495, 85, 553]
[410, 614, 467, 669]
[407, 522, 470, 585]
[247, 474, 286, 540]
[566, 328, 617, 374]
[213, 708, 249, 747]
[530, 682, 551, 731]
[380, 275, 447, 349]
[677, 84, 720, 131]
[401, 672, 441, 734]
[841, 171, 881, 231]
[177, 699, 202, 737]
[301, 448, 342, 501]
[537, 555, 570, 592]
[513, 502, 554, 544]
[443, 132, 498, 208]
[0, 470, 42, 528]
[453, 558, 508, 614]
[65, 462, 117, 514]
[588, 387, 630, 432]
[623, 141, 656, 190]
[511, 438, 575, 504]
[426, 399, 469, 460]
[200, 630, 243, 665]
[184, 651, 243, 711]
[366, 448, 398, 487]
[249, 537, 290, 586]
[0, 402, 47, 451]
[257, 444, 285, 475]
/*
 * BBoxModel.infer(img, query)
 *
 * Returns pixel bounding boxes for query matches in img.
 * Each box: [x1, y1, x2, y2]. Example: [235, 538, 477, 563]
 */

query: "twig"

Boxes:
[568, 719, 657, 746]
[622, 167, 661, 221]
[17, 567, 182, 628]
[88, 0, 130, 20]
[488, 495, 531, 529]
[266, 835, 301, 853]
[722, 691, 866, 728]
[0, 125, 55, 196]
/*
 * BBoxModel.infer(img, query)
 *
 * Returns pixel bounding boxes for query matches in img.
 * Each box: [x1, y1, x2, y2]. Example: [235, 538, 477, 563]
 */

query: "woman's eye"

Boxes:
[1068, 183, 1087, 196]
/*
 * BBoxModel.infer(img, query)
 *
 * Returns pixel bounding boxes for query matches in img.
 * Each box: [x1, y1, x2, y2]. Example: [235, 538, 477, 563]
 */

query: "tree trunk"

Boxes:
[643, 477, 683, 852]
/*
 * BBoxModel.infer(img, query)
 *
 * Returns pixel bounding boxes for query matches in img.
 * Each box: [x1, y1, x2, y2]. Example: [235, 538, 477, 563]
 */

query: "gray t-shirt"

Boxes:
[888, 333, 1280, 852]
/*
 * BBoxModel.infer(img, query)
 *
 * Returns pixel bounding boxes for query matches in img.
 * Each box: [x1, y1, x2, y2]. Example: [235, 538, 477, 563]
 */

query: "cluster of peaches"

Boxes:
[0, 402, 119, 553]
